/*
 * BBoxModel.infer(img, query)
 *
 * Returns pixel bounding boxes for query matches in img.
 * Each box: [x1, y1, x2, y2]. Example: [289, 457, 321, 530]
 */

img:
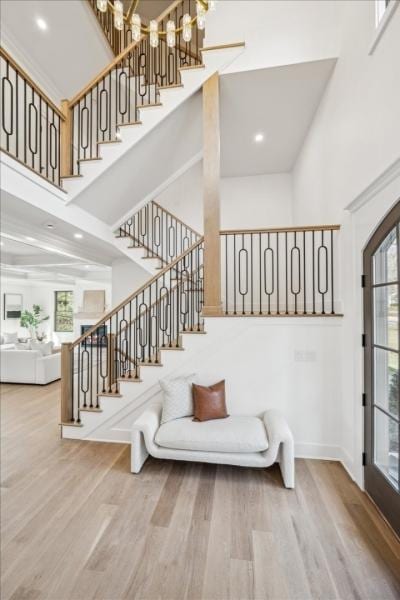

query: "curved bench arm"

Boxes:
[263, 409, 295, 489]
[131, 403, 162, 473]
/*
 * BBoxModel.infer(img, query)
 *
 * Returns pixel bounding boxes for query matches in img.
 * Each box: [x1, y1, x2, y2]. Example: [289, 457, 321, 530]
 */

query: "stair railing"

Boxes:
[88, 0, 131, 56]
[220, 225, 340, 316]
[63, 0, 202, 177]
[117, 200, 201, 265]
[0, 47, 64, 188]
[61, 237, 204, 425]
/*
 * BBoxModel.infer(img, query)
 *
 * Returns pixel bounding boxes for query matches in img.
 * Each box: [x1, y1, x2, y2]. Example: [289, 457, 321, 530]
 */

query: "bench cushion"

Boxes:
[155, 415, 269, 454]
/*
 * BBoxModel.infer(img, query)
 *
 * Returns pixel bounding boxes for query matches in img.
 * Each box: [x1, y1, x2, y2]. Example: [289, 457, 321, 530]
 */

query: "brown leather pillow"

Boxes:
[192, 380, 229, 422]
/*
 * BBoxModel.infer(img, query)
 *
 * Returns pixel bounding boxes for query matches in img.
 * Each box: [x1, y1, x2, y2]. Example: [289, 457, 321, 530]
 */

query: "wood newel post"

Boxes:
[60, 99, 72, 177]
[61, 342, 73, 423]
[107, 333, 116, 391]
[202, 72, 222, 316]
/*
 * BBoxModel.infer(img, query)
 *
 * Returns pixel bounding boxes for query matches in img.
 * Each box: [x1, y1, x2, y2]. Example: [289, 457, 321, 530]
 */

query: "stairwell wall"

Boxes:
[155, 162, 293, 232]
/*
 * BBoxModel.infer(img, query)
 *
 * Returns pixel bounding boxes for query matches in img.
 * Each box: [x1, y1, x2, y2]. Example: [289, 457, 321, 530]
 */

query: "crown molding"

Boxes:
[346, 156, 400, 213]
[1, 30, 64, 104]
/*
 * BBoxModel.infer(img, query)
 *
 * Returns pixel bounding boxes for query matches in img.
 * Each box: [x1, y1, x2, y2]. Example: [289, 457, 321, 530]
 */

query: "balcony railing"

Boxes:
[0, 47, 64, 188]
[220, 225, 340, 316]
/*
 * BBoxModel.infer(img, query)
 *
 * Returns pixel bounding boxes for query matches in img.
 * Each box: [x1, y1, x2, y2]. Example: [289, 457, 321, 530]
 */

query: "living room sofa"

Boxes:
[0, 349, 61, 385]
[131, 403, 295, 488]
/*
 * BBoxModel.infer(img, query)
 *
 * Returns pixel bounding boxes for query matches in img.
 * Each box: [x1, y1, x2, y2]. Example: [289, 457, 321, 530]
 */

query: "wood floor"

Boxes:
[1, 382, 400, 600]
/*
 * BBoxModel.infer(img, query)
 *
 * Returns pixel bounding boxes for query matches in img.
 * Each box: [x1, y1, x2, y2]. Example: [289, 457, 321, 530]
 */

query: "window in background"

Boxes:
[54, 291, 74, 332]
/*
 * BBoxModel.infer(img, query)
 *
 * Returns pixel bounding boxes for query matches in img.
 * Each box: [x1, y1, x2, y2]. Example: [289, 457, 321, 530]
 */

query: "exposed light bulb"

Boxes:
[196, 1, 206, 30]
[149, 20, 159, 48]
[254, 133, 264, 143]
[114, 0, 124, 31]
[166, 20, 176, 48]
[36, 17, 48, 31]
[131, 13, 141, 42]
[182, 13, 192, 43]
[96, 0, 107, 12]
[208, 0, 216, 11]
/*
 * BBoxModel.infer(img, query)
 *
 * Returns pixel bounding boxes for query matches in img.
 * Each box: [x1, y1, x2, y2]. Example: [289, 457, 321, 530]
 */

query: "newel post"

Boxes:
[60, 99, 72, 177]
[61, 342, 73, 423]
[202, 72, 223, 316]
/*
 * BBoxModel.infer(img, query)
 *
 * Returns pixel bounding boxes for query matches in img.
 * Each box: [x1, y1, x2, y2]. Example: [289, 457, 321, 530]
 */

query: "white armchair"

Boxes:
[0, 349, 61, 385]
[131, 403, 295, 488]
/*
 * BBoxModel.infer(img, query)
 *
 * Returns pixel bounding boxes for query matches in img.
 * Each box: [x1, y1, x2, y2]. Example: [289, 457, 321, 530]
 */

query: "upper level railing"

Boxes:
[61, 237, 204, 424]
[117, 200, 201, 265]
[0, 1, 203, 187]
[220, 225, 340, 316]
[88, 0, 129, 56]
[65, 0, 202, 176]
[0, 47, 64, 188]
[88, 0, 204, 58]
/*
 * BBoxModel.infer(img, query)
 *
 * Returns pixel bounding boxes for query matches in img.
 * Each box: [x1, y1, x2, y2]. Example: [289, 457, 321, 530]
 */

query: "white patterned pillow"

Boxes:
[160, 373, 197, 424]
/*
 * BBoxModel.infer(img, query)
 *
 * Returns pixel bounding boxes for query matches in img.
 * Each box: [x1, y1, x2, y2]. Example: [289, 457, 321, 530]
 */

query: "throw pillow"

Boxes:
[160, 373, 197, 424]
[192, 380, 229, 422]
[3, 332, 18, 344]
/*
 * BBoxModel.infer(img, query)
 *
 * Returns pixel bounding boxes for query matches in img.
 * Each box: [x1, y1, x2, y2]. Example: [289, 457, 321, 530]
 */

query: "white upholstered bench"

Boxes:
[131, 403, 295, 488]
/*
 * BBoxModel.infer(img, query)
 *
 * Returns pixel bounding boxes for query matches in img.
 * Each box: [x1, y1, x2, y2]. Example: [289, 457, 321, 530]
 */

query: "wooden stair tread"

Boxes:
[80, 407, 102, 412]
[97, 392, 123, 398]
[118, 120, 142, 128]
[60, 421, 83, 428]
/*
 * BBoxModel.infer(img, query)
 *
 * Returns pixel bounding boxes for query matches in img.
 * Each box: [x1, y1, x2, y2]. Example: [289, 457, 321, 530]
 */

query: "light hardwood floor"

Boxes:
[1, 382, 400, 600]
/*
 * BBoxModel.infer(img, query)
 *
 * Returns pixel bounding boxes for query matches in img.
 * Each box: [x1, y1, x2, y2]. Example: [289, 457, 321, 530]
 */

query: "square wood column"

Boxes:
[202, 72, 223, 316]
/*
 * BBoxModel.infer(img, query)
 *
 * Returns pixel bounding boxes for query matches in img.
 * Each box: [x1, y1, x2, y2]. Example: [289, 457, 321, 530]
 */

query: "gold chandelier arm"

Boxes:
[126, 0, 139, 22]
[105, 0, 208, 34]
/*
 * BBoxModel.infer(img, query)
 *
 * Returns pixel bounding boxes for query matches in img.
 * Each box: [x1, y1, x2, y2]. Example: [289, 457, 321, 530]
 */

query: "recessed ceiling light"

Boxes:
[36, 17, 48, 31]
[254, 133, 264, 143]
[74, 233, 83, 239]
[84, 265, 90, 269]
[46, 223, 55, 229]
[0, 241, 4, 246]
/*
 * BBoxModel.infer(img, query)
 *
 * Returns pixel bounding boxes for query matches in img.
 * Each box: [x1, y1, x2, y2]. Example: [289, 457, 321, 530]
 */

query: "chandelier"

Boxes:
[96, 0, 216, 48]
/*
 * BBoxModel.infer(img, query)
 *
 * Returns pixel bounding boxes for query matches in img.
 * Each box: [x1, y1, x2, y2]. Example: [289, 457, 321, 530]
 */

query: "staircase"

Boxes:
[0, 1, 342, 443]
[61, 202, 206, 439]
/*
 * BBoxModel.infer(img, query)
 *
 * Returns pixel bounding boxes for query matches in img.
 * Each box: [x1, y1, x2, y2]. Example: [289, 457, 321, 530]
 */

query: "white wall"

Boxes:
[156, 162, 293, 231]
[292, 0, 400, 224]
[205, 0, 341, 75]
[0, 277, 111, 344]
[111, 258, 150, 306]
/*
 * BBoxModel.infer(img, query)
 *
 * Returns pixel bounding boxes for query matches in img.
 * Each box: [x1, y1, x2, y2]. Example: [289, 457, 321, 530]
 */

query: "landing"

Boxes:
[1, 382, 399, 599]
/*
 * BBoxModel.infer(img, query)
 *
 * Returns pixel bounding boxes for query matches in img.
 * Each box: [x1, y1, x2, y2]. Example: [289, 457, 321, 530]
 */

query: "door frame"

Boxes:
[363, 199, 400, 537]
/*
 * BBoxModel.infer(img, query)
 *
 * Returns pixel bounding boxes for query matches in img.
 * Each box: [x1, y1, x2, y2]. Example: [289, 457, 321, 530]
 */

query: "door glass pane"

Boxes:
[374, 347, 399, 418]
[374, 285, 398, 349]
[373, 227, 397, 284]
[374, 407, 399, 489]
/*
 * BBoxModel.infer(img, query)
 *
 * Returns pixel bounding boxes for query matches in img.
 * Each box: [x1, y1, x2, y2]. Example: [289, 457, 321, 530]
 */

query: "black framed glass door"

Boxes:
[364, 201, 400, 536]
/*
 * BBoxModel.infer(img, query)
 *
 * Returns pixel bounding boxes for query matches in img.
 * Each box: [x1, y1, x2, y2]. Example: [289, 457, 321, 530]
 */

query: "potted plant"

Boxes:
[20, 304, 50, 339]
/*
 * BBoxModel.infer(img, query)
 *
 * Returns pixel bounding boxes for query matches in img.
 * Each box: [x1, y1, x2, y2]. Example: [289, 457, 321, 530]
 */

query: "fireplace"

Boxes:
[80, 324, 107, 347]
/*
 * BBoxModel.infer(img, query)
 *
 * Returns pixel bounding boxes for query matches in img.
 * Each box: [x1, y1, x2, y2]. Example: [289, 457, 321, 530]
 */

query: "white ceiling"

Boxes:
[0, 0, 112, 102]
[220, 59, 337, 176]
[0, 194, 121, 283]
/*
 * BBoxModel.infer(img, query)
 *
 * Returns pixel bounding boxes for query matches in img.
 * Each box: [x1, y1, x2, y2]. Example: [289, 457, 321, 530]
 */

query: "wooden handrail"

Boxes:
[220, 225, 341, 235]
[0, 47, 65, 120]
[151, 201, 202, 238]
[70, 0, 185, 108]
[71, 236, 204, 348]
